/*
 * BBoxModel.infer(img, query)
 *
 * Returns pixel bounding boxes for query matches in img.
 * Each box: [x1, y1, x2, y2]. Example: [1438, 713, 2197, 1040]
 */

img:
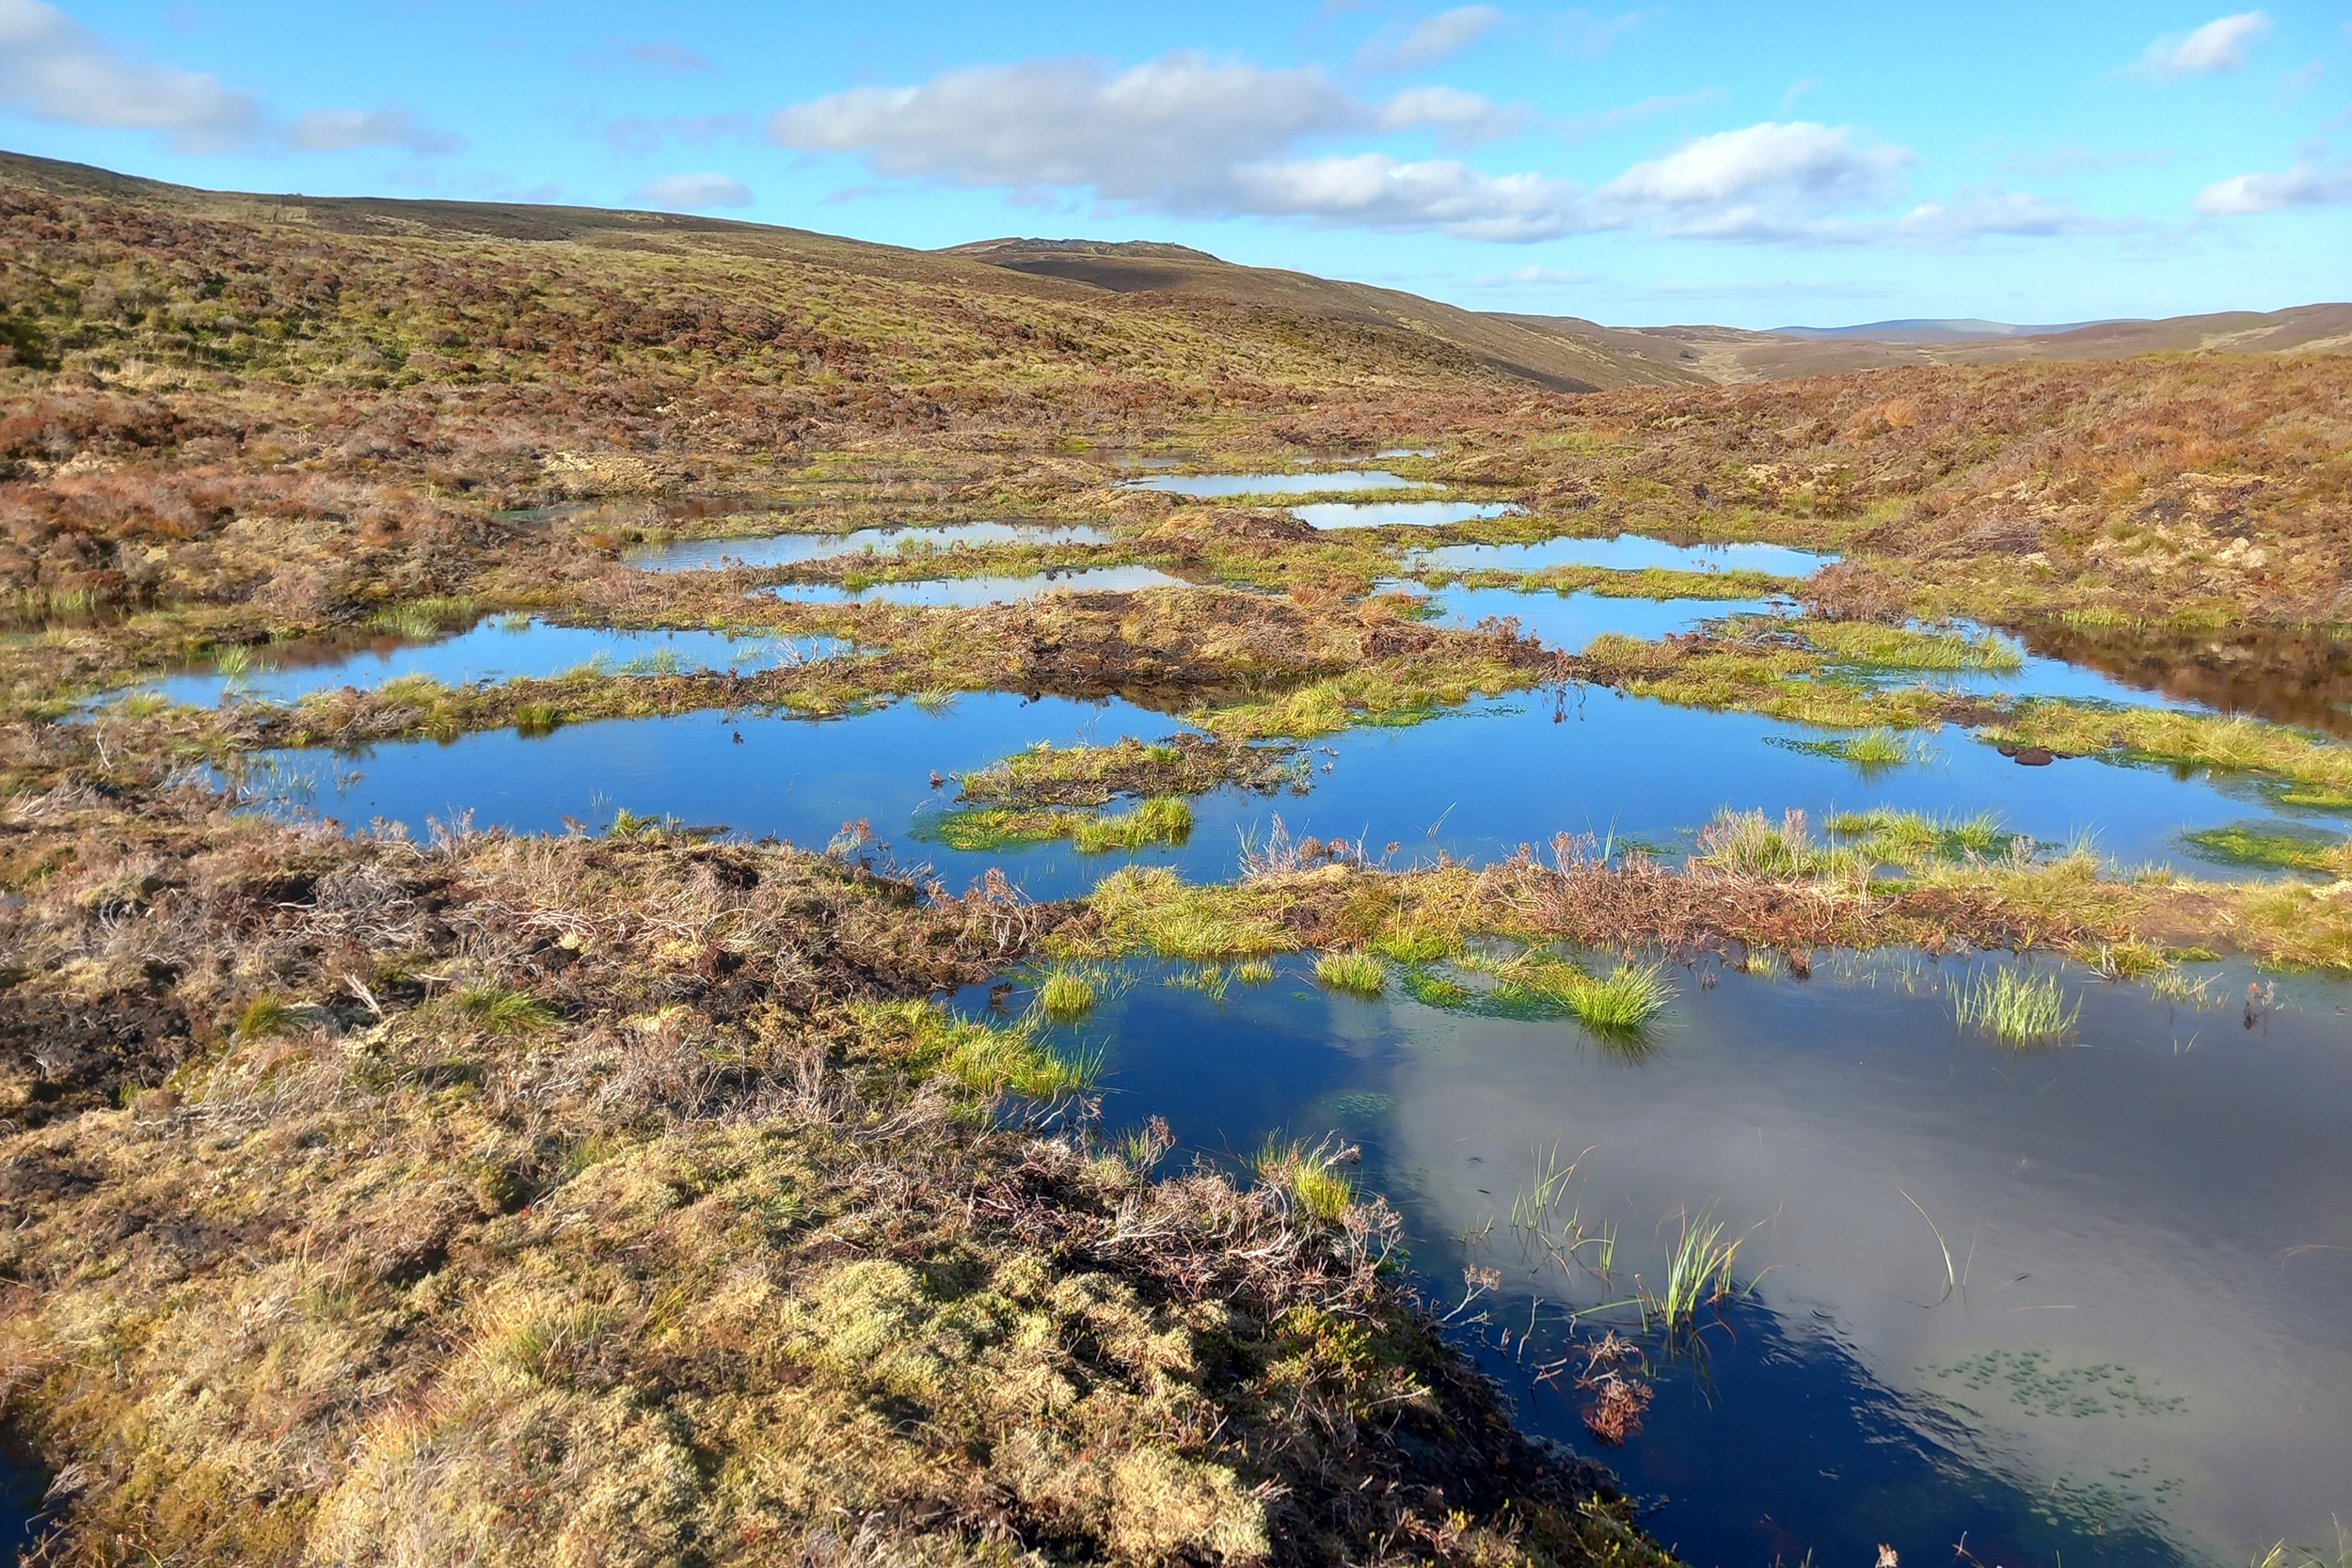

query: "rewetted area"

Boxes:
[2013, 622, 2352, 741]
[234, 682, 2338, 889]
[627, 521, 1113, 574]
[499, 493, 801, 530]
[1407, 584, 1784, 652]
[765, 566, 1187, 607]
[111, 620, 843, 710]
[1413, 534, 1838, 578]
[1, 1451, 40, 1564]
[1120, 469, 1420, 497]
[985, 955, 2352, 1568]
[1291, 500, 1521, 530]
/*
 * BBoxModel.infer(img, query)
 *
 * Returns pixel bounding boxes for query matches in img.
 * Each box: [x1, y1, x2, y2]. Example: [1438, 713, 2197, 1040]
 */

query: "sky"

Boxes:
[0, 0, 2346, 327]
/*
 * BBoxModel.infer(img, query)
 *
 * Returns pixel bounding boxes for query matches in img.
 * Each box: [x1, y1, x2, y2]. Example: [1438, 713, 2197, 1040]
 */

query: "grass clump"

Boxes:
[1993, 703, 2352, 796]
[236, 992, 294, 1040]
[1082, 867, 1295, 961]
[1825, 808, 2022, 871]
[1641, 1203, 1747, 1338]
[1314, 950, 1387, 998]
[1951, 967, 2081, 1045]
[1071, 796, 1194, 851]
[366, 595, 478, 640]
[863, 999, 1096, 1099]
[1769, 726, 1931, 772]
[454, 984, 560, 1036]
[1694, 807, 1863, 880]
[1253, 1136, 1359, 1227]
[1034, 962, 1103, 1022]
[1484, 955, 1678, 1034]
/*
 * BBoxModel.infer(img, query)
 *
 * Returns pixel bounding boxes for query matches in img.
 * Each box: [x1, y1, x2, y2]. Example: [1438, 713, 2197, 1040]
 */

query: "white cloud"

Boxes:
[0, 0, 259, 149]
[772, 54, 1359, 199]
[633, 172, 754, 211]
[2136, 11, 2270, 76]
[1375, 84, 1525, 144]
[1553, 8, 1649, 58]
[287, 106, 463, 154]
[2193, 160, 2352, 213]
[1898, 186, 2137, 239]
[1357, 6, 1504, 70]
[1463, 263, 1602, 287]
[1230, 153, 1590, 239]
[1599, 119, 1910, 215]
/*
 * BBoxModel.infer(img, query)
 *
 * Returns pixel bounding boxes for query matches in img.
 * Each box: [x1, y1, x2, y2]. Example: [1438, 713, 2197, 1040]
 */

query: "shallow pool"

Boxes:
[988, 954, 2352, 1568]
[1414, 535, 1838, 578]
[1292, 500, 1521, 529]
[1120, 469, 1420, 498]
[766, 566, 1187, 607]
[118, 620, 840, 709]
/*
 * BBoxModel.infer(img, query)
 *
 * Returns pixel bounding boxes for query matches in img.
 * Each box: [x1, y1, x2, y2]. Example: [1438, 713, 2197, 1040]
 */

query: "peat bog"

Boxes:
[4, 153, 2351, 1568]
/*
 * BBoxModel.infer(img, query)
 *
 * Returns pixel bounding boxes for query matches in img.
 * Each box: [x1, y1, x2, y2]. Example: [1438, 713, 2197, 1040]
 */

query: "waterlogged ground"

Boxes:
[1414, 537, 1837, 578]
[237, 682, 2340, 894]
[121, 618, 843, 709]
[1119, 468, 1421, 497]
[975, 953, 2352, 1568]
[1293, 500, 1522, 529]
[767, 565, 1188, 606]
[627, 521, 1113, 573]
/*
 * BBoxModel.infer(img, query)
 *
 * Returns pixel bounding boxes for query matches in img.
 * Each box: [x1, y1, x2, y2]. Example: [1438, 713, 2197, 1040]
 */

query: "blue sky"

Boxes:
[1, 0, 2345, 326]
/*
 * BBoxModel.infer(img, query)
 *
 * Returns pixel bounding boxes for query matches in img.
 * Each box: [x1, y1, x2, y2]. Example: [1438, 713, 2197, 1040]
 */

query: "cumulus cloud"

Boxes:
[0, 0, 260, 149]
[773, 53, 1592, 240]
[2135, 11, 2270, 76]
[1356, 6, 1504, 70]
[773, 54, 1358, 197]
[1594, 120, 1908, 237]
[1375, 84, 1525, 144]
[633, 172, 754, 211]
[0, 0, 458, 154]
[287, 106, 463, 154]
[2193, 160, 2352, 213]
[1230, 154, 1587, 239]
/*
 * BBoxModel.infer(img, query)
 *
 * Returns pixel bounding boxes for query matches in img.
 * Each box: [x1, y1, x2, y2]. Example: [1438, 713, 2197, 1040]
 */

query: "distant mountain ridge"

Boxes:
[1769, 318, 2121, 343]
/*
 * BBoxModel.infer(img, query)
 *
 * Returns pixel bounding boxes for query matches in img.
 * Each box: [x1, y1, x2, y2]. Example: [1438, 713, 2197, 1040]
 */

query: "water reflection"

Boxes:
[1017, 955, 2352, 1567]
[115, 620, 840, 709]
[766, 565, 1185, 606]
[1413, 585, 1782, 652]
[628, 521, 1111, 574]
[241, 684, 2332, 887]
[1415, 535, 1837, 578]
[2014, 622, 2352, 741]
[1121, 469, 1420, 497]
[1292, 500, 1520, 529]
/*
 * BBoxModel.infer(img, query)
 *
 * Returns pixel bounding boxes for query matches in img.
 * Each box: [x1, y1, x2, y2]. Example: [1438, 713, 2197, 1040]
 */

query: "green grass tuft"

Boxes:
[455, 984, 560, 1036]
[1314, 950, 1387, 997]
[1951, 966, 2080, 1045]
[1034, 963, 1102, 1022]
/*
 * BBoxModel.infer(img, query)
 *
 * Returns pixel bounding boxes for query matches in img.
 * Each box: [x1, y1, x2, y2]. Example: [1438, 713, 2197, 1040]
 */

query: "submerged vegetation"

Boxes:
[1951, 966, 2083, 1045]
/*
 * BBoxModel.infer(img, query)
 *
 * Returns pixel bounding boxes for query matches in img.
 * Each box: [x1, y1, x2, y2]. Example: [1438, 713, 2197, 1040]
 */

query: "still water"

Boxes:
[1293, 500, 1521, 529]
[765, 566, 1186, 606]
[1414, 536, 1838, 578]
[111, 619, 839, 710]
[990, 954, 2352, 1567]
[236, 683, 2337, 895]
[1121, 469, 1421, 497]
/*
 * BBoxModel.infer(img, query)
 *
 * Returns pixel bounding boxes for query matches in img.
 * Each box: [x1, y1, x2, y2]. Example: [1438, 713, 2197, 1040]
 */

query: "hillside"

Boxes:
[945, 236, 1706, 393]
[1509, 303, 2352, 384]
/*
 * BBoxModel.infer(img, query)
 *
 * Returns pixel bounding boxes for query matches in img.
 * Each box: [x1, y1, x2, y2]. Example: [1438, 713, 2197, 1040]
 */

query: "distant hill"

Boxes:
[1769, 318, 2116, 343]
[943, 236, 1706, 393]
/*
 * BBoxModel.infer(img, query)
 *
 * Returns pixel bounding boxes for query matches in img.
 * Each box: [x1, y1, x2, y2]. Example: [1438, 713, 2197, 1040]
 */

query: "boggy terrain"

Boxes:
[5, 153, 2352, 1566]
